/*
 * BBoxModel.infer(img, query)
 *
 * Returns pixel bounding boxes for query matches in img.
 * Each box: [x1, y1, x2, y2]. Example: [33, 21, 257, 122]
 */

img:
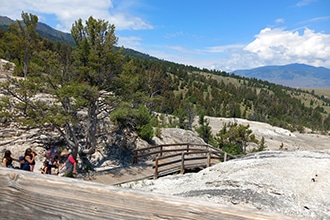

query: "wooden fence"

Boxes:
[133, 143, 236, 179]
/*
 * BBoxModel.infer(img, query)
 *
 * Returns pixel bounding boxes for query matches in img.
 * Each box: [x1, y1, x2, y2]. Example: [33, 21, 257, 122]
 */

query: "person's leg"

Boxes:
[30, 165, 35, 172]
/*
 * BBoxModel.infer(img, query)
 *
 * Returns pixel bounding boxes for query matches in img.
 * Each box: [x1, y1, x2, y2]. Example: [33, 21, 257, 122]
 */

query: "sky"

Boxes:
[1, 0, 330, 72]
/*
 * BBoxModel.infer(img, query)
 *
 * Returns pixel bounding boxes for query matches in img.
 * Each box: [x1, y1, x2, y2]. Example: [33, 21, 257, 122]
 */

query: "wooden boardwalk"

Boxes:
[87, 143, 235, 185]
[86, 162, 155, 185]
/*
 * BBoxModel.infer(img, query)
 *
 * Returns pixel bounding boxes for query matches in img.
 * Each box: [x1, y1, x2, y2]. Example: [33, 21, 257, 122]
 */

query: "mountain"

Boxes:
[234, 63, 330, 88]
[119, 47, 159, 61]
[0, 16, 75, 45]
[0, 16, 159, 60]
[0, 16, 12, 27]
[35, 22, 75, 45]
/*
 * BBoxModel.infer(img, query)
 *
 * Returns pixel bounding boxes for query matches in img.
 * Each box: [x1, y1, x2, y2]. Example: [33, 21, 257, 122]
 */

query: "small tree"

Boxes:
[252, 136, 267, 152]
[215, 122, 259, 155]
[195, 113, 213, 144]
[173, 107, 187, 129]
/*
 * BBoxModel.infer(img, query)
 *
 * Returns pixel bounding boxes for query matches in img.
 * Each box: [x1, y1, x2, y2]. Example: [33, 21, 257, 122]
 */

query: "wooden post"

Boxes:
[154, 157, 159, 179]
[207, 152, 211, 167]
[160, 145, 163, 157]
[133, 150, 137, 163]
[224, 152, 227, 162]
[180, 152, 185, 174]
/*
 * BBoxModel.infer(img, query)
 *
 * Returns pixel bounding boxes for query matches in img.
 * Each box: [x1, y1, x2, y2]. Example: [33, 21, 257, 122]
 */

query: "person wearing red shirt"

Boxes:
[59, 149, 77, 177]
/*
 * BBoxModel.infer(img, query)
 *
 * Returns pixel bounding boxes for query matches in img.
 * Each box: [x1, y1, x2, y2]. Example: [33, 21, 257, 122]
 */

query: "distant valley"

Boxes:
[234, 63, 330, 88]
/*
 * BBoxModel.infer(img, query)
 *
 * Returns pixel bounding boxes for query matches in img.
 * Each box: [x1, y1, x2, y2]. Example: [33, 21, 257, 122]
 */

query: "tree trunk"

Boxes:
[23, 47, 29, 78]
[83, 99, 97, 155]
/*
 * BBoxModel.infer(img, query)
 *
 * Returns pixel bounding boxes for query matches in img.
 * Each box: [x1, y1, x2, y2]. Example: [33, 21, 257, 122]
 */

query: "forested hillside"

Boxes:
[0, 13, 329, 158]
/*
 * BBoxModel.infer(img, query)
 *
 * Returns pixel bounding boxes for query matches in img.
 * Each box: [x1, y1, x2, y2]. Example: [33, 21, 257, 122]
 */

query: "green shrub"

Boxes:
[110, 104, 154, 142]
[137, 124, 153, 142]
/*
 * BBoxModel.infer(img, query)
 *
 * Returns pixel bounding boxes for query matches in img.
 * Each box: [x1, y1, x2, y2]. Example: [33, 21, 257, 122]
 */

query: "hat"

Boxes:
[60, 149, 69, 156]
[19, 156, 25, 161]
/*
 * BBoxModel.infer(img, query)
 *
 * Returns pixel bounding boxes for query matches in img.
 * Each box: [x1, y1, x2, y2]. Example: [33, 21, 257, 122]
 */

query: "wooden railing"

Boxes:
[133, 143, 235, 179]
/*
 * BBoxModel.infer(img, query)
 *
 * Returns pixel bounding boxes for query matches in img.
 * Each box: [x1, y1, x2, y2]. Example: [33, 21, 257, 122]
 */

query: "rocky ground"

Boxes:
[1, 119, 329, 220]
[120, 150, 330, 219]
[119, 117, 330, 220]
[204, 116, 330, 151]
[1, 120, 330, 220]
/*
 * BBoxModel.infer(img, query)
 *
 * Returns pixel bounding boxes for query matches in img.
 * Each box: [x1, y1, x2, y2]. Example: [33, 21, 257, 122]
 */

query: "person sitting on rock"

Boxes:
[52, 155, 60, 175]
[40, 160, 51, 174]
[19, 156, 30, 171]
[2, 150, 18, 168]
[44, 145, 60, 174]
[43, 150, 53, 174]
[24, 148, 37, 172]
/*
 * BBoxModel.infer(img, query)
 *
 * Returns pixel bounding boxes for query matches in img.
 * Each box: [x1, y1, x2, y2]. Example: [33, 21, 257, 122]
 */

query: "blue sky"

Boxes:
[1, 0, 330, 71]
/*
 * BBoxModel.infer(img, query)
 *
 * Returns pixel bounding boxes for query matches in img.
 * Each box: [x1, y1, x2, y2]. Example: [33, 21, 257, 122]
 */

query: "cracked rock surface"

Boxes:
[120, 150, 330, 219]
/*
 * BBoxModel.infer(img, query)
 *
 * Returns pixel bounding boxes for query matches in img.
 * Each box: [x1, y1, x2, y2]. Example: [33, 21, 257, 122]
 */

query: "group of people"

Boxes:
[2, 148, 36, 171]
[2, 145, 77, 178]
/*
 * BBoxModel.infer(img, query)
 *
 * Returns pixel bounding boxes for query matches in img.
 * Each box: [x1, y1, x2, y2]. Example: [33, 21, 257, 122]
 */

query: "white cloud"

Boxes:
[243, 27, 330, 68]
[203, 44, 245, 53]
[118, 36, 142, 48]
[298, 16, 330, 26]
[153, 27, 330, 72]
[0, 0, 152, 32]
[296, 0, 317, 7]
[275, 18, 285, 24]
[107, 13, 153, 31]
